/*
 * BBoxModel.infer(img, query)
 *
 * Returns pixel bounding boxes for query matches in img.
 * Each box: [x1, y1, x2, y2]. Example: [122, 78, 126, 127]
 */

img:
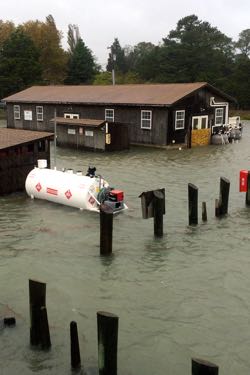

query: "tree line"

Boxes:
[0, 14, 249, 108]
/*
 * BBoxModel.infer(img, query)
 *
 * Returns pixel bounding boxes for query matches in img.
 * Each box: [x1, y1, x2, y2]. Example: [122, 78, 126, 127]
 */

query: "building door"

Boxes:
[191, 115, 211, 146]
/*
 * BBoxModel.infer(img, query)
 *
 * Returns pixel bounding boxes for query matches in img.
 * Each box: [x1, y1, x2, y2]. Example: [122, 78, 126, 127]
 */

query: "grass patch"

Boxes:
[0, 109, 6, 120]
[229, 110, 250, 121]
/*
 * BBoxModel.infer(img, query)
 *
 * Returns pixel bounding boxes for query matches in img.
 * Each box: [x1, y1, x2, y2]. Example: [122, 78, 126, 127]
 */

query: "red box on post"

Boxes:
[239, 170, 248, 192]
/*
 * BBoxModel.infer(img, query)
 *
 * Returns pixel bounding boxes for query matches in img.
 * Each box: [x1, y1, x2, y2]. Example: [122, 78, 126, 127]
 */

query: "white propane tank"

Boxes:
[25, 162, 108, 211]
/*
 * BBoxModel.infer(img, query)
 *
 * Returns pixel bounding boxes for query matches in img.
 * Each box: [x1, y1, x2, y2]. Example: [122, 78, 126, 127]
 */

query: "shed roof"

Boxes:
[52, 117, 106, 128]
[3, 82, 235, 106]
[0, 128, 53, 150]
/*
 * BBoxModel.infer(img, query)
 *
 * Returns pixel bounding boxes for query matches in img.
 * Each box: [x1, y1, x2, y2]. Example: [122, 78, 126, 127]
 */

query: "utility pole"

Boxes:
[107, 46, 116, 85]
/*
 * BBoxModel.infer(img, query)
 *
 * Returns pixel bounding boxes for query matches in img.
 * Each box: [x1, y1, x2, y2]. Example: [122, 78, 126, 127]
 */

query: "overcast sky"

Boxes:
[1, 0, 249, 68]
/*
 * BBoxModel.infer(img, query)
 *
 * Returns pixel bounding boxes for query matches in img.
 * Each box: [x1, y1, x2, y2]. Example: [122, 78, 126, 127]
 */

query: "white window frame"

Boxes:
[36, 106, 43, 121]
[24, 110, 33, 121]
[175, 110, 185, 130]
[141, 110, 152, 130]
[105, 109, 114, 122]
[192, 115, 209, 130]
[215, 108, 224, 125]
[64, 113, 79, 119]
[14, 105, 20, 120]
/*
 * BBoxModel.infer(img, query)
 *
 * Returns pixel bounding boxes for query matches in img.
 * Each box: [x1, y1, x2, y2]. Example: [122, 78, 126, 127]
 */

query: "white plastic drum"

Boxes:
[25, 167, 108, 211]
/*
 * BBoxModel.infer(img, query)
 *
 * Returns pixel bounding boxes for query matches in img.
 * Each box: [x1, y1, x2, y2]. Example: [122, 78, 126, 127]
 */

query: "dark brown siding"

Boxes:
[6, 85, 231, 148]
[167, 87, 230, 145]
[56, 125, 105, 151]
[7, 103, 168, 146]
[0, 140, 51, 195]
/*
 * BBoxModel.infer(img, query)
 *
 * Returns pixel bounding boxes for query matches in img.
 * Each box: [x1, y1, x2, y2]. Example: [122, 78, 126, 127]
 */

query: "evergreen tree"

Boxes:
[0, 27, 42, 98]
[65, 38, 96, 84]
[161, 15, 234, 83]
[106, 38, 127, 74]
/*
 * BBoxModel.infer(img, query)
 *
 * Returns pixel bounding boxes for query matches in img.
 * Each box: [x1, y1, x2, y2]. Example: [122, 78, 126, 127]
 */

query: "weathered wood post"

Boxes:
[40, 306, 51, 349]
[215, 199, 219, 217]
[139, 188, 165, 237]
[192, 358, 219, 375]
[188, 183, 198, 225]
[246, 171, 250, 206]
[29, 279, 51, 349]
[215, 177, 230, 217]
[70, 321, 81, 370]
[202, 202, 207, 222]
[97, 311, 119, 375]
[100, 204, 113, 255]
[153, 190, 164, 237]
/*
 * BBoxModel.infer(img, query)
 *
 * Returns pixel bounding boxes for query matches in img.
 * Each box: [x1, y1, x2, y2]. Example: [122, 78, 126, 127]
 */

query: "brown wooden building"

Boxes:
[3, 83, 235, 148]
[0, 128, 53, 195]
[53, 118, 129, 151]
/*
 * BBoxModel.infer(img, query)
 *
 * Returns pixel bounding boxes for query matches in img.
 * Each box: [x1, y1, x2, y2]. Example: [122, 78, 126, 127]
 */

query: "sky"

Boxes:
[1, 0, 250, 68]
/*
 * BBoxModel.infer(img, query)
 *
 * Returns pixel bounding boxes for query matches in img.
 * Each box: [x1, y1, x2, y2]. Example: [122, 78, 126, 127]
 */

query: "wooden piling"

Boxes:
[246, 171, 250, 206]
[219, 177, 230, 215]
[40, 307, 51, 349]
[100, 204, 114, 255]
[192, 358, 219, 375]
[202, 202, 207, 222]
[188, 183, 198, 225]
[70, 321, 81, 370]
[97, 311, 119, 375]
[215, 177, 230, 217]
[29, 279, 50, 348]
[153, 190, 164, 237]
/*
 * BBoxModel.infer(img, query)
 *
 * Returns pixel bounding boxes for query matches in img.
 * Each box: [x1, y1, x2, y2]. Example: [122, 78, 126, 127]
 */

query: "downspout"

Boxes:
[210, 97, 229, 126]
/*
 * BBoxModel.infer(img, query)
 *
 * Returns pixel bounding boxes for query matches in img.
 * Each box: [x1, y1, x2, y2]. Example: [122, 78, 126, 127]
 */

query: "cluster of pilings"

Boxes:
[100, 173, 250, 253]
[2, 278, 220, 375]
[3, 172, 250, 374]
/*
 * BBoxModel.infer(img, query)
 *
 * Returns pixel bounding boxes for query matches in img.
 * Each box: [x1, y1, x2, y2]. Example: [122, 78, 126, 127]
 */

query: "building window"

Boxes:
[141, 110, 152, 129]
[14, 105, 20, 120]
[24, 110, 32, 121]
[36, 106, 43, 121]
[64, 113, 79, 119]
[105, 109, 114, 122]
[175, 110, 185, 129]
[215, 108, 224, 125]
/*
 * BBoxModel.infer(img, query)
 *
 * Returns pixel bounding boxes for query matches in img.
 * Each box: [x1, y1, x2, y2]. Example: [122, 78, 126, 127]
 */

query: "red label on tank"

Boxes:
[88, 196, 95, 205]
[65, 189, 72, 199]
[36, 182, 42, 192]
[46, 187, 58, 196]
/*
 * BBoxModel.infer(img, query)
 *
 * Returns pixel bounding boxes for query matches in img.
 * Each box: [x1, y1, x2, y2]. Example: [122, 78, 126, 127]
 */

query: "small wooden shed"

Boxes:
[52, 118, 129, 151]
[0, 128, 53, 195]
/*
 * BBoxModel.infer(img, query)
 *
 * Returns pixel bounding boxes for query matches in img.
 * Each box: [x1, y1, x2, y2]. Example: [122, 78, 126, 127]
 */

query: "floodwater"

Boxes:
[1, 120, 250, 375]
